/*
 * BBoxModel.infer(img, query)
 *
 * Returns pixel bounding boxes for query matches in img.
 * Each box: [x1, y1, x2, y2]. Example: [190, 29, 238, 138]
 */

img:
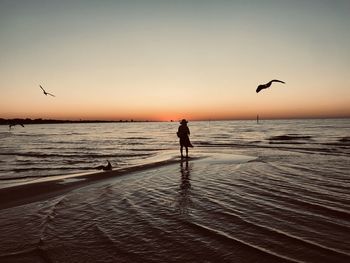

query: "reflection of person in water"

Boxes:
[177, 119, 193, 158]
[178, 159, 192, 214]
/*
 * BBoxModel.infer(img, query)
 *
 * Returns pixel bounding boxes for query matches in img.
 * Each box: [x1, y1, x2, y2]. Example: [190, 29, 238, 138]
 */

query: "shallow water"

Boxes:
[0, 119, 349, 262]
[0, 119, 349, 181]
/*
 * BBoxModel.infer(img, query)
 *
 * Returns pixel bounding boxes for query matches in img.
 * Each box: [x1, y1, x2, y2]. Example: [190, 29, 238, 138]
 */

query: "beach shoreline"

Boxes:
[1, 151, 349, 262]
[0, 153, 256, 211]
[0, 155, 207, 210]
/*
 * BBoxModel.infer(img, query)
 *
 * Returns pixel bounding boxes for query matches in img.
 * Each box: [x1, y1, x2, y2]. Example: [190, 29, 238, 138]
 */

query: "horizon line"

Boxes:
[1, 115, 349, 123]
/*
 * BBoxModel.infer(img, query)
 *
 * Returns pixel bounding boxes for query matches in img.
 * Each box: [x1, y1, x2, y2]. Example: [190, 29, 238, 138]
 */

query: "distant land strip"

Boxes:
[0, 118, 153, 125]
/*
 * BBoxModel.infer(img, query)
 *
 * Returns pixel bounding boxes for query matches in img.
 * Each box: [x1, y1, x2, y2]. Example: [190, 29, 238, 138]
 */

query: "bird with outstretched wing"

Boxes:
[256, 79, 285, 93]
[40, 85, 55, 97]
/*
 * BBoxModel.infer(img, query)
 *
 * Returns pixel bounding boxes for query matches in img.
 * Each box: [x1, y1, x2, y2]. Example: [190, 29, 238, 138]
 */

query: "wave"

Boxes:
[269, 134, 313, 141]
[185, 221, 300, 263]
[323, 137, 350, 147]
[125, 137, 153, 140]
[11, 166, 94, 173]
[196, 140, 350, 157]
[0, 152, 152, 159]
[211, 209, 350, 258]
[339, 136, 350, 143]
[0, 247, 50, 263]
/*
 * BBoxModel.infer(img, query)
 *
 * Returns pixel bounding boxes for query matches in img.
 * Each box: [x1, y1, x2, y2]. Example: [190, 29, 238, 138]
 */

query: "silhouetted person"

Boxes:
[40, 85, 55, 97]
[95, 160, 112, 171]
[177, 119, 193, 158]
[256, 79, 285, 93]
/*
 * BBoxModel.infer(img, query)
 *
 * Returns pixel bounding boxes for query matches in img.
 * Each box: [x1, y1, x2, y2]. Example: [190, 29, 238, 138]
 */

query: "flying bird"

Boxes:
[40, 85, 55, 97]
[256, 79, 285, 93]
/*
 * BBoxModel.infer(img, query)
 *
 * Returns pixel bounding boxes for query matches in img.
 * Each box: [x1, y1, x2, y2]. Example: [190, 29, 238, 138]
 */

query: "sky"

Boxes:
[1, 0, 349, 121]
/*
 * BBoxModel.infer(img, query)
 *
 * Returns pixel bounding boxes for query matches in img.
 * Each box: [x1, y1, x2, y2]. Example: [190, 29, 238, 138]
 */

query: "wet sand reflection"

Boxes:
[177, 159, 193, 214]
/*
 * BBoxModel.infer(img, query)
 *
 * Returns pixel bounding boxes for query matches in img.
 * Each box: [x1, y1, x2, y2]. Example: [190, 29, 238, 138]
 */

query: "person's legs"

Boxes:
[185, 146, 188, 158]
[180, 145, 184, 158]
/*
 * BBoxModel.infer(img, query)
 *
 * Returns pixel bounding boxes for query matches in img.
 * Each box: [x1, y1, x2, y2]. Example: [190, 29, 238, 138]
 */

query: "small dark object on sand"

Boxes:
[95, 160, 112, 171]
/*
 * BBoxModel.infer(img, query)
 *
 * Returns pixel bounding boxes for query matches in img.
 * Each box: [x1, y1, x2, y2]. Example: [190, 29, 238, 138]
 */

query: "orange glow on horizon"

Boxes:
[2, 102, 349, 122]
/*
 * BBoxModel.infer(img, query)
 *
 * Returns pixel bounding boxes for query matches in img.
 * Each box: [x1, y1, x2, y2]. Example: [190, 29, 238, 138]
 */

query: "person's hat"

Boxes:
[180, 119, 188, 124]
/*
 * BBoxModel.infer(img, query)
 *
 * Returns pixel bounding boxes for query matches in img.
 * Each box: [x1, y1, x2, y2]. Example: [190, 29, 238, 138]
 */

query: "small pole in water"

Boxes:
[257, 114, 259, 124]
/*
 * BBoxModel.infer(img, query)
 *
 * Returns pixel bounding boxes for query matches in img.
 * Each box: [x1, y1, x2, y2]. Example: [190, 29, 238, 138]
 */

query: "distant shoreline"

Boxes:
[0, 118, 153, 125]
[0, 117, 349, 125]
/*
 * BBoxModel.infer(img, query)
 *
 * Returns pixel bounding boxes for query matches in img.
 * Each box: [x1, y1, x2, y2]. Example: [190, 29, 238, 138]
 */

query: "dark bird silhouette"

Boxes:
[95, 160, 112, 171]
[9, 123, 24, 130]
[256, 79, 285, 93]
[40, 85, 55, 97]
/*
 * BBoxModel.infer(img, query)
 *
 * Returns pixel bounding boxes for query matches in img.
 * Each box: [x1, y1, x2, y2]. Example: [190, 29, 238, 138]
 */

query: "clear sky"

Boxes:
[1, 0, 349, 121]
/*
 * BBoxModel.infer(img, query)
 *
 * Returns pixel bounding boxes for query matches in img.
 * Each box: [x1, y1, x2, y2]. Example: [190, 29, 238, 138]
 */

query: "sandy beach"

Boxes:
[1, 151, 349, 263]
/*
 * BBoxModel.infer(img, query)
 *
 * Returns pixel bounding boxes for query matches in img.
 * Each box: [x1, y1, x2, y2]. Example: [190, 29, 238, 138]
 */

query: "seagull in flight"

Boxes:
[40, 85, 55, 97]
[256, 79, 285, 93]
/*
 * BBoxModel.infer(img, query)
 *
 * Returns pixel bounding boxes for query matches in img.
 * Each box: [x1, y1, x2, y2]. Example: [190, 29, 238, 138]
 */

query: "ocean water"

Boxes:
[1, 119, 349, 181]
[0, 119, 349, 262]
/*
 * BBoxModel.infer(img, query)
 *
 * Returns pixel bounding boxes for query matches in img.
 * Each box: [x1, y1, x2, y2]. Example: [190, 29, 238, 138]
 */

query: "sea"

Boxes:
[0, 119, 349, 262]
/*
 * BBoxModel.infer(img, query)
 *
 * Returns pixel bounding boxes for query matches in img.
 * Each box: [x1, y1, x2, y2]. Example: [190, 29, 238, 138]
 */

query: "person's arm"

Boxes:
[177, 126, 181, 137]
[187, 127, 190, 135]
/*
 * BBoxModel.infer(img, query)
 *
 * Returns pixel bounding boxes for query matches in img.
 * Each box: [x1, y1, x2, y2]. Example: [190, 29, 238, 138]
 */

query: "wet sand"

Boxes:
[0, 156, 187, 210]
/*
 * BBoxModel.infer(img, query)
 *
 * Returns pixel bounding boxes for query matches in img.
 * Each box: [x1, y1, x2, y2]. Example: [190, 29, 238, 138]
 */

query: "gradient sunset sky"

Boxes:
[1, 0, 349, 121]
